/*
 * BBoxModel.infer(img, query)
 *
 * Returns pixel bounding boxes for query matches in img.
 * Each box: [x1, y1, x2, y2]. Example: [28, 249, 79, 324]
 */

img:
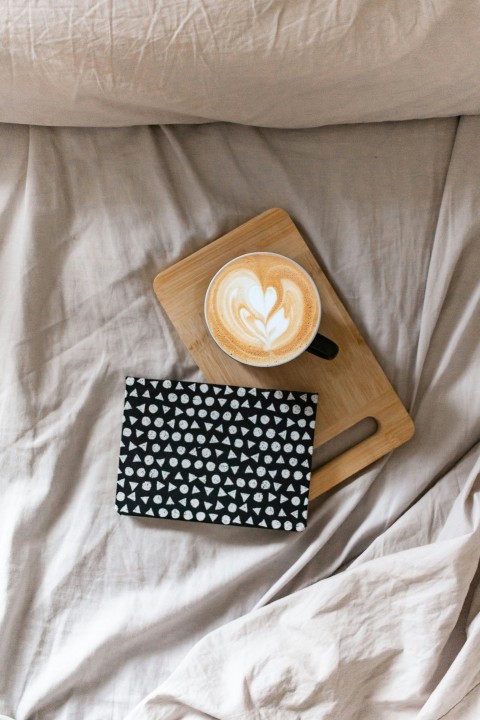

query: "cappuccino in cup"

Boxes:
[204, 252, 329, 367]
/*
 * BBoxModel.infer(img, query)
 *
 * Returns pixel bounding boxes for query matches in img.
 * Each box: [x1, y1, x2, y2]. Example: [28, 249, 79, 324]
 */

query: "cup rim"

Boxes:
[204, 251, 322, 367]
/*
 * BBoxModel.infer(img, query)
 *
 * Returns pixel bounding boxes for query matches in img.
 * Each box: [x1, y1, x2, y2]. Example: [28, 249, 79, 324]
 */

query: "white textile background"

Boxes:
[1, 116, 479, 719]
[2, 1, 480, 127]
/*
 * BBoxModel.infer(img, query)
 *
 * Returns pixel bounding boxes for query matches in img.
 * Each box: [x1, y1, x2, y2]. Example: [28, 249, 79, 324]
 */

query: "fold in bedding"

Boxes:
[1, 115, 479, 719]
[126, 446, 480, 720]
[2, 0, 480, 127]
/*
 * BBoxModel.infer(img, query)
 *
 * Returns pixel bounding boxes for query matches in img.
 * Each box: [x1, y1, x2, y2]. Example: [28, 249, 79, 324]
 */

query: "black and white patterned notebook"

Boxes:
[116, 377, 318, 532]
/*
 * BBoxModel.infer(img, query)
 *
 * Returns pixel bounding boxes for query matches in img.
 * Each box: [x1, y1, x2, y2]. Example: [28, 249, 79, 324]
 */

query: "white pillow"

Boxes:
[2, 0, 479, 127]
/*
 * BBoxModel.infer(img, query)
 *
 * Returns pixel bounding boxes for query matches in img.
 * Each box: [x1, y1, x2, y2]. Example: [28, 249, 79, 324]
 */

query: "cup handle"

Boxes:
[306, 334, 339, 360]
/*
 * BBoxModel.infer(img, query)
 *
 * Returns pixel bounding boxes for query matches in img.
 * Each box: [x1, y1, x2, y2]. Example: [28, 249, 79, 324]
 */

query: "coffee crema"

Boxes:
[205, 253, 321, 366]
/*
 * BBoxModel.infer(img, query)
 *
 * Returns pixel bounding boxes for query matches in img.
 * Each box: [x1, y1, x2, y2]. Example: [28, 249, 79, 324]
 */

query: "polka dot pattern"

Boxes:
[117, 377, 317, 532]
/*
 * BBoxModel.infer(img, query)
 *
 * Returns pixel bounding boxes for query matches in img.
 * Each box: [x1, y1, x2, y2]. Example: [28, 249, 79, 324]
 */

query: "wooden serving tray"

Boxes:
[153, 209, 414, 500]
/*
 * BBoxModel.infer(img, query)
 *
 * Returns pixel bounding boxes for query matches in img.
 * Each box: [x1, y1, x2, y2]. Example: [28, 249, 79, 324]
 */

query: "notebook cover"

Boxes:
[116, 377, 318, 531]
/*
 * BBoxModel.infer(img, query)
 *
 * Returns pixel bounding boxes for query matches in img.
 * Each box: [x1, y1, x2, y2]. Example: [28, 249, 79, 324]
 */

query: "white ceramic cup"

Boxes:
[204, 252, 338, 367]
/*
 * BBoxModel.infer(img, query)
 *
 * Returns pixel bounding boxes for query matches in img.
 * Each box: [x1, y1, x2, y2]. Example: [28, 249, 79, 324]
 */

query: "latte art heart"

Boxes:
[205, 253, 321, 367]
[238, 285, 290, 347]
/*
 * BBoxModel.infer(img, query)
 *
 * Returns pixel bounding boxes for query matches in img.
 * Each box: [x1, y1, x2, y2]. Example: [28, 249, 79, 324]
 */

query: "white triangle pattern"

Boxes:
[116, 377, 317, 532]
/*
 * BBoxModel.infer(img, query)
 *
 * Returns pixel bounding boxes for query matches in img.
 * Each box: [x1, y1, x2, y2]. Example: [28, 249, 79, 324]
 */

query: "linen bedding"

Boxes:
[1, 116, 479, 720]
[2, 0, 480, 128]
[1, 3, 480, 719]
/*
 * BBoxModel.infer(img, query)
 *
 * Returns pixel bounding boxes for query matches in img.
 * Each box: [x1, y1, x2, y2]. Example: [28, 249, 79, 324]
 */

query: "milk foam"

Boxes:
[205, 254, 320, 366]
[223, 273, 301, 350]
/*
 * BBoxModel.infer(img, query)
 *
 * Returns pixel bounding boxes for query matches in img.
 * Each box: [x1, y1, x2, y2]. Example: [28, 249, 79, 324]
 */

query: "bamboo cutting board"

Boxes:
[153, 209, 414, 500]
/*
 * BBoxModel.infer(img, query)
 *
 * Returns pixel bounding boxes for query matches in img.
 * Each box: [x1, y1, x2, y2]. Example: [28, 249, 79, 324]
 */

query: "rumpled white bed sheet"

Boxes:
[0, 116, 479, 719]
[3, 0, 480, 129]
